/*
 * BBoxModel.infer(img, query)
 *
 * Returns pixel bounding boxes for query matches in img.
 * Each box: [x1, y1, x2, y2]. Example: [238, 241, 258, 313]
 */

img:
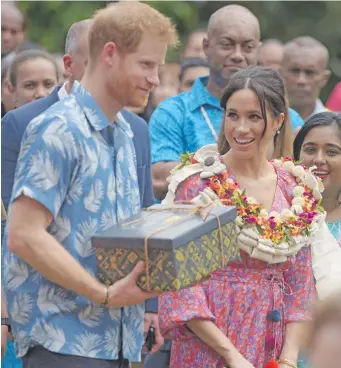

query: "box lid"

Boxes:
[92, 204, 237, 250]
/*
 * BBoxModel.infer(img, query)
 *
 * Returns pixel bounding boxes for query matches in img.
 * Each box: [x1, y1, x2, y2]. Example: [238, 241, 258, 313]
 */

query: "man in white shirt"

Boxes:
[281, 36, 330, 121]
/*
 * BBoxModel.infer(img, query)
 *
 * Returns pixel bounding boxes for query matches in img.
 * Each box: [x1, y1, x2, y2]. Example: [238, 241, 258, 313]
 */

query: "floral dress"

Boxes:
[159, 164, 314, 368]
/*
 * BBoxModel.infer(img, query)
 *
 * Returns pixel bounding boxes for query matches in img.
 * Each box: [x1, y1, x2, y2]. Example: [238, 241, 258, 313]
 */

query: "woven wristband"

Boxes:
[101, 286, 109, 307]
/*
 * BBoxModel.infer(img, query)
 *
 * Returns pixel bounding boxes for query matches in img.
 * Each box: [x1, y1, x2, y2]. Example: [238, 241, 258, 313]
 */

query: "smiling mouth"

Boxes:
[234, 138, 255, 145]
[313, 170, 330, 178]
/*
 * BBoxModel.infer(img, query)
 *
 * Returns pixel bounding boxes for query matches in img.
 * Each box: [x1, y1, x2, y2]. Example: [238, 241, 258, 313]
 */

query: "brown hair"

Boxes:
[272, 95, 293, 159]
[307, 291, 341, 348]
[9, 49, 59, 87]
[218, 66, 292, 158]
[89, 2, 179, 60]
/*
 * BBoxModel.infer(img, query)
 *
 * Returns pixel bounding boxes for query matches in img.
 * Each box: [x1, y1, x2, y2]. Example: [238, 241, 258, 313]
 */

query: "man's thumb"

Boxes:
[130, 261, 146, 281]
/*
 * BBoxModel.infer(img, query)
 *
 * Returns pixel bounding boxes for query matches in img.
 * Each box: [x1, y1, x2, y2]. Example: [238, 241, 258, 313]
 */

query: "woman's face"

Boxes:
[11, 57, 58, 108]
[310, 320, 341, 368]
[224, 88, 283, 160]
[299, 124, 341, 193]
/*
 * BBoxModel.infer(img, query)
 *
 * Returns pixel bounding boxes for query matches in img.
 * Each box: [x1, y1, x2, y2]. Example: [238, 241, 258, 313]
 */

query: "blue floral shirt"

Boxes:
[150, 76, 304, 163]
[2, 81, 144, 362]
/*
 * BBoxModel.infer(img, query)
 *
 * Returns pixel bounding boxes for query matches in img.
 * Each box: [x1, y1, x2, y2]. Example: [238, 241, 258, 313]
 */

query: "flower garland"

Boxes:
[203, 158, 325, 246]
[163, 148, 327, 262]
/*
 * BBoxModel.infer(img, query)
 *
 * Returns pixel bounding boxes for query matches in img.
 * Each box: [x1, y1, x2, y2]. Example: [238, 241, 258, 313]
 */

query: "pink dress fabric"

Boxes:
[326, 81, 341, 112]
[159, 164, 314, 368]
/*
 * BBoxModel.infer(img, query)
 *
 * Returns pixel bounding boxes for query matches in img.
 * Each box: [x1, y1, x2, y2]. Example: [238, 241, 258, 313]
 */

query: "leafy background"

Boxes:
[16, 1, 341, 101]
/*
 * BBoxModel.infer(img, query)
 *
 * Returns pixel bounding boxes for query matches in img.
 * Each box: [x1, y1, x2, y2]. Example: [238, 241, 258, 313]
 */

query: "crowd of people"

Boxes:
[1, 1, 341, 368]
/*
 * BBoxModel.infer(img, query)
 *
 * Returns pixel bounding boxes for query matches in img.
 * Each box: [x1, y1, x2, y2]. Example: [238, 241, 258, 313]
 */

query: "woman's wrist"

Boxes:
[279, 344, 299, 364]
[278, 358, 297, 368]
[222, 347, 240, 365]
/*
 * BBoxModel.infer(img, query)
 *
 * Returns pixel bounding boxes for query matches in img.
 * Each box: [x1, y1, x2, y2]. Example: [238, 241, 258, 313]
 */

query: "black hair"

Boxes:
[218, 66, 289, 155]
[9, 49, 59, 87]
[179, 57, 208, 81]
[293, 112, 341, 161]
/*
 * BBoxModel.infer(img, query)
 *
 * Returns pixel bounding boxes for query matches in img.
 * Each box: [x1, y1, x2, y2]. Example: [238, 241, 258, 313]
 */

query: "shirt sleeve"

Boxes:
[159, 285, 216, 340]
[11, 113, 78, 219]
[288, 108, 304, 131]
[283, 246, 314, 323]
[149, 101, 185, 164]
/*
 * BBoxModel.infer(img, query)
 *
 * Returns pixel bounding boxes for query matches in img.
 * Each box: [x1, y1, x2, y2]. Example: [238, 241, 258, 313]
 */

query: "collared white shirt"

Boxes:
[57, 82, 69, 101]
[306, 99, 329, 121]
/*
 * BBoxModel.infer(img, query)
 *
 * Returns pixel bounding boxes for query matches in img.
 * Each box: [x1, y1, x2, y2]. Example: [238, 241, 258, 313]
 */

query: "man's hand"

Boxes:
[1, 325, 8, 360]
[144, 313, 164, 354]
[107, 262, 161, 308]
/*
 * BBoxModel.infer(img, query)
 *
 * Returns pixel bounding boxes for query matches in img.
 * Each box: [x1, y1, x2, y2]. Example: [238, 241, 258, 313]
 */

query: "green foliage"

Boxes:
[18, 1, 108, 53]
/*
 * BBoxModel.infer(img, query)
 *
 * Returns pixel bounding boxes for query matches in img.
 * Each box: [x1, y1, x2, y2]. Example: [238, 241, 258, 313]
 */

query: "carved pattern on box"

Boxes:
[95, 222, 238, 291]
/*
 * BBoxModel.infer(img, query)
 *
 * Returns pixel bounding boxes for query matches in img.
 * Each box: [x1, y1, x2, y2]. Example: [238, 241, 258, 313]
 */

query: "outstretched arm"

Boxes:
[187, 320, 255, 368]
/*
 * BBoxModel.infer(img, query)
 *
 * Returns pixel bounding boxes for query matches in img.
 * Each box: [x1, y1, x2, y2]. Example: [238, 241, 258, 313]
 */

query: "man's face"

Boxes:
[258, 43, 284, 72]
[108, 33, 167, 108]
[1, 6, 25, 55]
[11, 58, 58, 108]
[179, 65, 210, 92]
[183, 32, 207, 60]
[281, 46, 330, 108]
[204, 18, 259, 87]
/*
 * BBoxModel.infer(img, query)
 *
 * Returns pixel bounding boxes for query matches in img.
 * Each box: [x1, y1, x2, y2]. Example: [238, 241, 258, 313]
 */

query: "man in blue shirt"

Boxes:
[150, 4, 304, 201]
[2, 3, 178, 367]
[1, 19, 158, 337]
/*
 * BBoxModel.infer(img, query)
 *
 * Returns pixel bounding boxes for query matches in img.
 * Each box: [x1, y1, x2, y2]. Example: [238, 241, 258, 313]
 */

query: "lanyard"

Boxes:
[200, 106, 218, 143]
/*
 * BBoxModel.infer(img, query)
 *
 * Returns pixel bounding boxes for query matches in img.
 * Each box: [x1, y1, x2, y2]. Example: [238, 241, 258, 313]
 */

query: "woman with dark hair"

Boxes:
[217, 89, 294, 160]
[294, 112, 341, 245]
[159, 67, 317, 368]
[159, 67, 341, 368]
[8, 49, 59, 108]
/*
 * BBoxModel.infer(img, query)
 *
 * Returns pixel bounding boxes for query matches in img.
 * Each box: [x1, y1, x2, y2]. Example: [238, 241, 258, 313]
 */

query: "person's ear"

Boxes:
[274, 112, 285, 132]
[63, 54, 73, 78]
[320, 69, 331, 89]
[203, 36, 209, 58]
[102, 42, 119, 67]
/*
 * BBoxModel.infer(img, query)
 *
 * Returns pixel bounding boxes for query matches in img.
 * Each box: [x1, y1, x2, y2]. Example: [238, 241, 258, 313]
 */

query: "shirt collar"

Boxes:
[306, 99, 328, 121]
[116, 111, 134, 138]
[188, 76, 223, 112]
[70, 81, 113, 131]
[57, 82, 68, 101]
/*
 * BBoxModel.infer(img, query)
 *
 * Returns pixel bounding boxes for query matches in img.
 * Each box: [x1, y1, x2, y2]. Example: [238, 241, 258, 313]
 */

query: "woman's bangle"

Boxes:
[278, 358, 297, 368]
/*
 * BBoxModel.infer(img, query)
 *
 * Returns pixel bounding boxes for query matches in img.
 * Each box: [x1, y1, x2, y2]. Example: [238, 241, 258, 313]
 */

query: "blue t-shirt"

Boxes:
[150, 76, 304, 163]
